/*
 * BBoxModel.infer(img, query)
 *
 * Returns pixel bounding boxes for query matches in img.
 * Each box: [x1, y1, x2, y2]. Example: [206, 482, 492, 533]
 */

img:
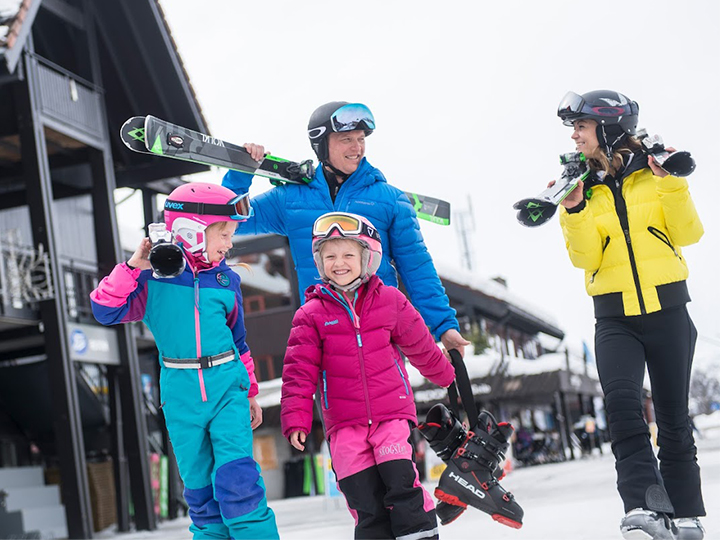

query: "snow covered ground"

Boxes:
[98, 425, 720, 540]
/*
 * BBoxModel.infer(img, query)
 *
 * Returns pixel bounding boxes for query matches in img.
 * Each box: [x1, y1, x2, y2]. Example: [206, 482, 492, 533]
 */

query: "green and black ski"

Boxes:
[406, 192, 451, 226]
[513, 152, 589, 227]
[120, 115, 451, 225]
[121, 115, 314, 185]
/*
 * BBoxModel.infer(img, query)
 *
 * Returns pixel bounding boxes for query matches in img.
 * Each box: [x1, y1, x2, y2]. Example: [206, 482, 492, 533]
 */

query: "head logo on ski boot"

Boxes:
[418, 404, 524, 529]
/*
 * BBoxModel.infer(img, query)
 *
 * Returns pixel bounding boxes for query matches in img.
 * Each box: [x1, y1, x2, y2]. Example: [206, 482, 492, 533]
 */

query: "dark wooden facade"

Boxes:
[0, 1, 212, 537]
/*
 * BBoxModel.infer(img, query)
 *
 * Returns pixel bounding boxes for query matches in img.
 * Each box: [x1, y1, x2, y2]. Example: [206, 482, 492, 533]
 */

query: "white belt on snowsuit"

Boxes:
[162, 350, 235, 370]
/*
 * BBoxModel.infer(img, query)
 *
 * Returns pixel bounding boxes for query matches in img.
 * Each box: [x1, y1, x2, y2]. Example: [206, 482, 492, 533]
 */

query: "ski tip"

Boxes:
[120, 116, 150, 153]
[513, 198, 557, 227]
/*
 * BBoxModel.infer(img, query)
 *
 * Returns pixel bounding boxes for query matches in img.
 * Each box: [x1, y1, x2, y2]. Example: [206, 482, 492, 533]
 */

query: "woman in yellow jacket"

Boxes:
[556, 90, 705, 540]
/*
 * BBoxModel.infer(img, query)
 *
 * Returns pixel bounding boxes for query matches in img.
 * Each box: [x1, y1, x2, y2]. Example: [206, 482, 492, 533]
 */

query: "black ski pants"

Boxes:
[595, 305, 705, 518]
[338, 459, 438, 540]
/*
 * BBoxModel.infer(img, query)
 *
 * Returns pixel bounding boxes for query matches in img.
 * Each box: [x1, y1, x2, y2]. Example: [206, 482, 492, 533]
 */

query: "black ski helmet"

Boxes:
[558, 90, 639, 157]
[307, 101, 375, 162]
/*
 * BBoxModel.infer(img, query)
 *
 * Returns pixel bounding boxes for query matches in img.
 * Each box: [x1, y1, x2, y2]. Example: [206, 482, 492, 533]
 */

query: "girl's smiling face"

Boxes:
[321, 238, 363, 287]
[204, 221, 235, 263]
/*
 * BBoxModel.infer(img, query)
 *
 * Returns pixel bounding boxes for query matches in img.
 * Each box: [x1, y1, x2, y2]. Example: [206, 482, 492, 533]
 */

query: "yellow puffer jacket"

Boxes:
[559, 159, 703, 317]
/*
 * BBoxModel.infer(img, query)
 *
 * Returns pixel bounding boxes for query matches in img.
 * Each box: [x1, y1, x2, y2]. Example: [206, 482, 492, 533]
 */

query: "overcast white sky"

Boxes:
[140, 0, 720, 367]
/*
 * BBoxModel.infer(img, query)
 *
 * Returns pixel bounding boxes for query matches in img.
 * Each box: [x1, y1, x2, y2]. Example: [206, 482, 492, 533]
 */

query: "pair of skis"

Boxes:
[513, 133, 697, 227]
[120, 115, 451, 225]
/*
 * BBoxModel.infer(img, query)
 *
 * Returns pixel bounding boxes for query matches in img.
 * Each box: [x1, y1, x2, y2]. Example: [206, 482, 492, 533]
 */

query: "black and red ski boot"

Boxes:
[435, 465, 509, 526]
[418, 404, 523, 528]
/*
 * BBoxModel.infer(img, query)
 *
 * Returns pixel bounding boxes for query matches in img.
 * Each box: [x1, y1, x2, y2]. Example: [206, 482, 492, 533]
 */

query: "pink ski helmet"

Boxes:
[312, 212, 382, 290]
[163, 182, 252, 260]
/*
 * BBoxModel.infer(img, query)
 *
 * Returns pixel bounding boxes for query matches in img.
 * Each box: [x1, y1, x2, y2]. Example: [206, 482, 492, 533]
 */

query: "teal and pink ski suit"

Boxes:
[91, 259, 278, 539]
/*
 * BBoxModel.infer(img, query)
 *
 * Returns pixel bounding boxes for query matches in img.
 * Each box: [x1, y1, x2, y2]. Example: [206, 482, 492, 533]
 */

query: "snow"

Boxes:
[255, 377, 283, 409]
[0, 0, 21, 46]
[229, 253, 291, 296]
[96, 433, 720, 540]
[255, 346, 599, 409]
[406, 346, 598, 388]
[435, 263, 562, 331]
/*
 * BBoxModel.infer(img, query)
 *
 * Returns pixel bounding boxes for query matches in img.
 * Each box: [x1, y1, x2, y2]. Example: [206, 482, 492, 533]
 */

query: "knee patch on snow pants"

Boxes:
[603, 378, 649, 442]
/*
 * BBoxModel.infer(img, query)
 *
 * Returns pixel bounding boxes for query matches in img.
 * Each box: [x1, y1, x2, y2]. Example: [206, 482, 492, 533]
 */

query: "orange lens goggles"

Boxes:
[312, 213, 381, 242]
[313, 213, 363, 236]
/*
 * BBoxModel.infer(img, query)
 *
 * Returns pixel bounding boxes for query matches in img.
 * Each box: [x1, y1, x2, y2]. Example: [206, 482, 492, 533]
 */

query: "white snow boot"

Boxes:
[620, 508, 678, 540]
[674, 517, 704, 540]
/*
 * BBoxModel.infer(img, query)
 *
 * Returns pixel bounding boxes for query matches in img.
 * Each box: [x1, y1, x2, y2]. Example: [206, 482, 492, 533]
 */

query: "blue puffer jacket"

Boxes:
[222, 158, 458, 340]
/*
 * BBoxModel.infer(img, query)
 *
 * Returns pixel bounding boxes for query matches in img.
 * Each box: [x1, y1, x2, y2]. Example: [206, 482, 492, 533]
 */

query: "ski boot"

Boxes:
[620, 508, 678, 539]
[674, 518, 705, 540]
[418, 404, 523, 528]
[418, 403, 468, 525]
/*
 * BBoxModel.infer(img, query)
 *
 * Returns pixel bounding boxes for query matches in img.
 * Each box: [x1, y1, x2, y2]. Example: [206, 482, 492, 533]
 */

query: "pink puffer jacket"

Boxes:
[281, 275, 455, 439]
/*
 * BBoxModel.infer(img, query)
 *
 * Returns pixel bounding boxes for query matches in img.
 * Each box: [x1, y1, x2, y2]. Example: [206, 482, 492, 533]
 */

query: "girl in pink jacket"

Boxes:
[281, 212, 455, 540]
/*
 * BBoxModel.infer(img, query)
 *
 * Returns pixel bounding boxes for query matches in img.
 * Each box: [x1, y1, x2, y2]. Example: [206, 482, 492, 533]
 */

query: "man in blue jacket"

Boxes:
[222, 101, 468, 354]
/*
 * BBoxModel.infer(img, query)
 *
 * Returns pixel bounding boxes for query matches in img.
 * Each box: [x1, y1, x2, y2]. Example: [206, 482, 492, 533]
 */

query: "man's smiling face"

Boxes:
[326, 130, 366, 175]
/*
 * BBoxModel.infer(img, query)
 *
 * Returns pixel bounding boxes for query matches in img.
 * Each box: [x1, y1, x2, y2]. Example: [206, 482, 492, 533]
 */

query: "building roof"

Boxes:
[0, 0, 38, 75]
[0, 0, 212, 195]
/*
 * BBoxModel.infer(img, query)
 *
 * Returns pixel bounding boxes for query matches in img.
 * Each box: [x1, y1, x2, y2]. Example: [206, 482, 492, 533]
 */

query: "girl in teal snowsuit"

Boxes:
[91, 182, 278, 539]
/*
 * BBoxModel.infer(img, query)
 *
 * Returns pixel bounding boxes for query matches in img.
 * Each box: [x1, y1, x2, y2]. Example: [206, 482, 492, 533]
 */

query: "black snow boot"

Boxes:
[418, 404, 523, 528]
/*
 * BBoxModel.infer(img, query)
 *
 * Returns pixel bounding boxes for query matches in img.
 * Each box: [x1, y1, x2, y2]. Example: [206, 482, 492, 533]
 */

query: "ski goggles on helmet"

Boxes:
[557, 91, 638, 126]
[164, 192, 253, 220]
[312, 213, 381, 243]
[330, 103, 376, 133]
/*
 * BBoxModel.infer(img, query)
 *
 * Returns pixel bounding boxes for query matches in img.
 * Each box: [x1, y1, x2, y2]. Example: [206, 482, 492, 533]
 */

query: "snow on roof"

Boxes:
[406, 345, 598, 386]
[435, 262, 562, 331]
[230, 253, 291, 296]
[0, 0, 23, 48]
[255, 377, 283, 409]
[255, 345, 599, 409]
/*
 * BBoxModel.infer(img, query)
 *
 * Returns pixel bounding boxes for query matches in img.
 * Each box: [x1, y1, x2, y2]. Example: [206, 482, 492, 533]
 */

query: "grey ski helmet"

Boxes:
[307, 102, 376, 162]
[558, 90, 639, 157]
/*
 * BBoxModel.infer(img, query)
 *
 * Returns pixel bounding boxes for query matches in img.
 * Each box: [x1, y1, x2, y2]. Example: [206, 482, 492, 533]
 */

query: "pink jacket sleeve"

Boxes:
[281, 307, 323, 439]
[390, 288, 455, 388]
[90, 263, 147, 324]
[240, 351, 259, 398]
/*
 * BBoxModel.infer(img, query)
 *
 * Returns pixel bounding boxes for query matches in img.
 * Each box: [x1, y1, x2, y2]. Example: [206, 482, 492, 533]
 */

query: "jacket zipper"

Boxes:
[322, 287, 373, 425]
[590, 236, 611, 284]
[193, 275, 208, 402]
[394, 358, 410, 395]
[351, 315, 373, 425]
[322, 370, 329, 408]
[609, 178, 646, 314]
[648, 226, 681, 259]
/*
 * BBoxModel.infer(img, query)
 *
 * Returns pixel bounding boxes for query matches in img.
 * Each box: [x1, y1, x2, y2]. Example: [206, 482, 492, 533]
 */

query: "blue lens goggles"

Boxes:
[330, 103, 376, 133]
